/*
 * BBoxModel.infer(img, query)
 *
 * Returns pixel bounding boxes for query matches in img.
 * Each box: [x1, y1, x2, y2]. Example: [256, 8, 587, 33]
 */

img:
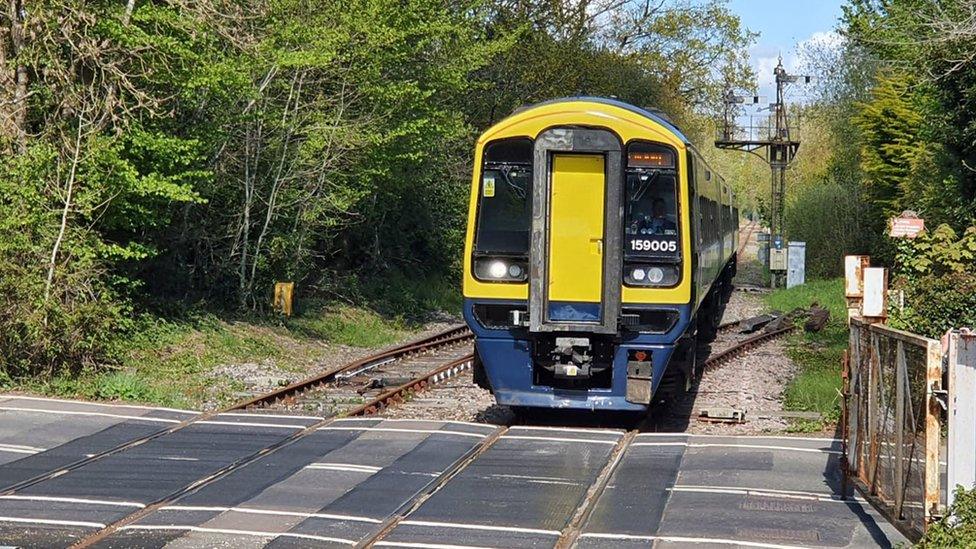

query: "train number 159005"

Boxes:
[629, 239, 677, 252]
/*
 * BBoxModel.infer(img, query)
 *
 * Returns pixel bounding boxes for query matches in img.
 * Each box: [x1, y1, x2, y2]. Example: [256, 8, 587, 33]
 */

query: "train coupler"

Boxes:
[552, 337, 593, 379]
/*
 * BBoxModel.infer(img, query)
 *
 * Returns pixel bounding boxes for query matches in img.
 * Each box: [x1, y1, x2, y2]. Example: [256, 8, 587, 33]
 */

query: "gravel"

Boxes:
[657, 337, 799, 435]
[201, 319, 462, 411]
[378, 370, 515, 425]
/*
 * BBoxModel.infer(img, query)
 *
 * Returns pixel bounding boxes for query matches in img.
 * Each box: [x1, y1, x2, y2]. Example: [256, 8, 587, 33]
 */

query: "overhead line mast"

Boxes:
[716, 57, 811, 288]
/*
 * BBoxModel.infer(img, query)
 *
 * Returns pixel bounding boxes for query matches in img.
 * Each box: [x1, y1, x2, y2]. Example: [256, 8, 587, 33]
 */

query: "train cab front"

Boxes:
[462, 107, 693, 412]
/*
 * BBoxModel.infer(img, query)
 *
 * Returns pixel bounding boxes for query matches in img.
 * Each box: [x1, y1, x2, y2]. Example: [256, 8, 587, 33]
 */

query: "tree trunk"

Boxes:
[45, 122, 85, 307]
[123, 0, 136, 24]
[5, 0, 27, 151]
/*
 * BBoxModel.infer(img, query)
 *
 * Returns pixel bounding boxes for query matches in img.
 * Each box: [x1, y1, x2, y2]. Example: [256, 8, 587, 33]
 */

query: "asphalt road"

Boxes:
[0, 395, 906, 548]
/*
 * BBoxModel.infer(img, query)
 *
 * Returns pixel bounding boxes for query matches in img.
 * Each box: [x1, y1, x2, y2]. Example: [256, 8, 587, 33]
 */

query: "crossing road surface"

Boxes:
[0, 395, 907, 548]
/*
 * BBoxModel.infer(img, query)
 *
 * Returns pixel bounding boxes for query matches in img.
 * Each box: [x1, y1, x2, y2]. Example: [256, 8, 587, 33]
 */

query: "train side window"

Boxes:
[474, 138, 533, 254]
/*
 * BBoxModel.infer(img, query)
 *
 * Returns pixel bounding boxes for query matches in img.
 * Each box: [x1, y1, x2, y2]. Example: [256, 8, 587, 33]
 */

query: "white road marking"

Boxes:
[349, 418, 497, 431]
[580, 532, 811, 548]
[499, 435, 618, 445]
[318, 426, 486, 439]
[218, 412, 324, 421]
[0, 495, 144, 508]
[304, 463, 382, 474]
[119, 524, 356, 544]
[630, 441, 841, 455]
[635, 432, 841, 443]
[489, 473, 576, 483]
[196, 420, 307, 430]
[0, 445, 42, 455]
[0, 394, 196, 414]
[399, 519, 560, 536]
[161, 505, 380, 523]
[377, 542, 499, 549]
[667, 485, 860, 503]
[0, 406, 178, 423]
[0, 443, 45, 452]
[0, 516, 107, 529]
[526, 479, 582, 486]
[509, 425, 623, 436]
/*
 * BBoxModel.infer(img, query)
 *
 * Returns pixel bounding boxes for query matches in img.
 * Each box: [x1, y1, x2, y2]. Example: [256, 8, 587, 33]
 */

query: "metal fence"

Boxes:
[844, 317, 944, 539]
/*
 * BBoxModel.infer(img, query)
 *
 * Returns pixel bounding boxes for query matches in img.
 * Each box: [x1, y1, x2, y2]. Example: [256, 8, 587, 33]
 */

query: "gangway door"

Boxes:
[529, 128, 622, 334]
[547, 154, 605, 320]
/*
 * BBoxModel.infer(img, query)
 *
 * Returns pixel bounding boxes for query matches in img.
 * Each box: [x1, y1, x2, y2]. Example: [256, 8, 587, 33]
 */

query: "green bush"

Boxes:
[918, 487, 976, 547]
[890, 272, 976, 339]
[890, 224, 976, 338]
[785, 182, 871, 278]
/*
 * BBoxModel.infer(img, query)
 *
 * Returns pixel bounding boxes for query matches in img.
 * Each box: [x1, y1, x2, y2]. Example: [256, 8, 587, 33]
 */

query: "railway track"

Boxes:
[19, 312, 798, 548]
[228, 324, 474, 416]
[703, 324, 795, 371]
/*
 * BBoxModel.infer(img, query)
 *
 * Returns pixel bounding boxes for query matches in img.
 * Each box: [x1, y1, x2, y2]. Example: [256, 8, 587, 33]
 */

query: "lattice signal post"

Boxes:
[716, 58, 811, 287]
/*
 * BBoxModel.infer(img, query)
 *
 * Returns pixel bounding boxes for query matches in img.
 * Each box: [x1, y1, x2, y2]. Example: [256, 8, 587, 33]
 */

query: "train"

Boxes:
[461, 97, 739, 412]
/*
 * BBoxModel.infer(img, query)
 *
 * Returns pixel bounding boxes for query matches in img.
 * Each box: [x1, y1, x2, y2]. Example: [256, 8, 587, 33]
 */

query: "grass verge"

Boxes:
[6, 301, 435, 409]
[765, 278, 847, 432]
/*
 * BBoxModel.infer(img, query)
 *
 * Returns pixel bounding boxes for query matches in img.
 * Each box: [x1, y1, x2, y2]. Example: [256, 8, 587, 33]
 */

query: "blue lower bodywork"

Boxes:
[463, 298, 693, 411]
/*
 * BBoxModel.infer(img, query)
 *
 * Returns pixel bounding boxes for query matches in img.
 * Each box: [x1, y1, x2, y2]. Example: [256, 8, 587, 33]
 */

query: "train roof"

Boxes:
[509, 96, 690, 144]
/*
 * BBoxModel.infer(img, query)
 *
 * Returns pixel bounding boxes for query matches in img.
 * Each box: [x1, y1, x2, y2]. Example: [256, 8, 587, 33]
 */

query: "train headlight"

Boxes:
[473, 257, 529, 283]
[624, 263, 679, 287]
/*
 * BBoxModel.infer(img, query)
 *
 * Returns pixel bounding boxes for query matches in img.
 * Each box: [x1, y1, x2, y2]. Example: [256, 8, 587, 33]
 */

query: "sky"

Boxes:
[728, 0, 846, 101]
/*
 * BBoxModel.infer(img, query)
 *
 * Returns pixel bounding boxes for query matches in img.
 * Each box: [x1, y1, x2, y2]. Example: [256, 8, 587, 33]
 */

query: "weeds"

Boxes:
[918, 487, 976, 547]
[766, 278, 847, 429]
[287, 305, 409, 348]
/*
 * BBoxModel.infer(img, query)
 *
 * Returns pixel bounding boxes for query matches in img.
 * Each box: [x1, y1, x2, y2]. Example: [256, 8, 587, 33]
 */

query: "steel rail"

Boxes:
[344, 353, 475, 417]
[0, 326, 472, 502]
[554, 430, 638, 548]
[70, 345, 481, 548]
[737, 220, 758, 258]
[702, 324, 796, 370]
[717, 319, 740, 333]
[356, 426, 510, 548]
[228, 325, 472, 410]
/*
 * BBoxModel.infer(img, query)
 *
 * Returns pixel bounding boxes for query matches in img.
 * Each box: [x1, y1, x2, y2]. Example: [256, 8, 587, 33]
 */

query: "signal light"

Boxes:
[634, 351, 648, 361]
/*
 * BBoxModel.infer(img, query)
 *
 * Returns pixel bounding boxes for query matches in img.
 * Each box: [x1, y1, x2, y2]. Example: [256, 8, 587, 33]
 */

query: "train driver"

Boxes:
[648, 197, 677, 235]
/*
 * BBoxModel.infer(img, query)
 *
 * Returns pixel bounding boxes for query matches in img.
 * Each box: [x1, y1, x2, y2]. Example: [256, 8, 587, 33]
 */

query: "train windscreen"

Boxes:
[473, 139, 533, 254]
[624, 142, 680, 260]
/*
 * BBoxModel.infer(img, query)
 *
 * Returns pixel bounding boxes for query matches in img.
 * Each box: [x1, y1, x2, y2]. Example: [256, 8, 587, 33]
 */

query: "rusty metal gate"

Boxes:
[843, 317, 945, 539]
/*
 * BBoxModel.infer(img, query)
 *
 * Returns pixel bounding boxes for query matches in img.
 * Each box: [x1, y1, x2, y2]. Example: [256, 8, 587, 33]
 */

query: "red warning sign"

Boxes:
[889, 212, 925, 239]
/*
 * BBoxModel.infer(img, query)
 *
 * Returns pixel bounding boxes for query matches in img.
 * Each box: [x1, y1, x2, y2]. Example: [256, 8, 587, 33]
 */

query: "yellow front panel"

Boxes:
[462, 100, 693, 304]
[548, 154, 605, 303]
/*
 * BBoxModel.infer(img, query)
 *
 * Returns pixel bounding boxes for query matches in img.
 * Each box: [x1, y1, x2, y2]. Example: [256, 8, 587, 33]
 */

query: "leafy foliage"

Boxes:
[0, 1, 756, 380]
[785, 181, 869, 278]
[889, 224, 976, 338]
[853, 72, 929, 219]
[918, 486, 976, 547]
[786, 0, 976, 338]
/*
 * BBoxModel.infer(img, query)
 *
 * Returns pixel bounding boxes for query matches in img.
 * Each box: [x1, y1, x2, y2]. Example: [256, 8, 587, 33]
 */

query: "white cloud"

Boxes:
[745, 30, 845, 105]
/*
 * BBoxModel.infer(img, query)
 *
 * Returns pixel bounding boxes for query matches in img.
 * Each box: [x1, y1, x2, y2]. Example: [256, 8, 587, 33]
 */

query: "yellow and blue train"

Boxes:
[462, 97, 739, 412]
